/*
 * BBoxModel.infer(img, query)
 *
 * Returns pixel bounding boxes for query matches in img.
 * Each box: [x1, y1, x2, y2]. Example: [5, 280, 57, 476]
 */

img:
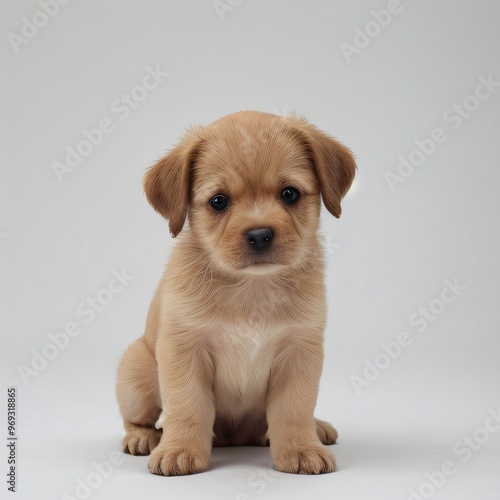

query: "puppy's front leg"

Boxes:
[148, 339, 215, 476]
[267, 338, 335, 474]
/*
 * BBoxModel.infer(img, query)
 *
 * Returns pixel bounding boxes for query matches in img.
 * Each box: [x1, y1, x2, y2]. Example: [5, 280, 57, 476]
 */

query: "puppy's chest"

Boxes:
[216, 320, 277, 359]
[197, 280, 319, 410]
[210, 321, 281, 409]
[209, 289, 293, 384]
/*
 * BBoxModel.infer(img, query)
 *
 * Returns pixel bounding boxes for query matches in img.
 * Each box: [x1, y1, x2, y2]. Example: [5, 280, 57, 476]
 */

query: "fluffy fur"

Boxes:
[115, 110, 356, 475]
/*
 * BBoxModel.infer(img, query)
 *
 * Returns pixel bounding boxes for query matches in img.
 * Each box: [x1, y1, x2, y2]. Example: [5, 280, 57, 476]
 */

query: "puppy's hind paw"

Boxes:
[315, 418, 338, 445]
[122, 424, 162, 456]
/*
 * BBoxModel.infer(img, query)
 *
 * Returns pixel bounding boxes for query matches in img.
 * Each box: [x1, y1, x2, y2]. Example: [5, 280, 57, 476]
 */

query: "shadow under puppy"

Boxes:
[116, 110, 356, 475]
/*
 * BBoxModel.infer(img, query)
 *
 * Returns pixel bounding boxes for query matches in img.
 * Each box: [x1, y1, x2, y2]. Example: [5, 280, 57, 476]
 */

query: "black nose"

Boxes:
[246, 228, 274, 251]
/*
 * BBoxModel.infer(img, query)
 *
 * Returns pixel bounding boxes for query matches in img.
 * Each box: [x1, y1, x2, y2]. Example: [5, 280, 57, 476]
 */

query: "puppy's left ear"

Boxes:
[290, 118, 356, 218]
[143, 130, 201, 237]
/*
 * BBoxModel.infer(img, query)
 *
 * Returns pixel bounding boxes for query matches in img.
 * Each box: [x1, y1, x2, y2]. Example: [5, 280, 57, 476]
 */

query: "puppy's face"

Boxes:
[189, 123, 321, 274]
[144, 111, 356, 275]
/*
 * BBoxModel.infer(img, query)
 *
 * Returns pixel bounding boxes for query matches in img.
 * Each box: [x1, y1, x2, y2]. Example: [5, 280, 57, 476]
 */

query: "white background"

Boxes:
[1, 1, 499, 499]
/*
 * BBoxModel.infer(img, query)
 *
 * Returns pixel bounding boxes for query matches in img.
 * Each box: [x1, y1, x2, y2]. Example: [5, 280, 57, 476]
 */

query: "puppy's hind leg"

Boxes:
[116, 337, 162, 455]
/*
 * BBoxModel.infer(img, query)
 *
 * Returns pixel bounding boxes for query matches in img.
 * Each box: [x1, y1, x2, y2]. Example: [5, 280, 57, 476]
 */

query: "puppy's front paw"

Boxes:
[148, 445, 210, 476]
[273, 444, 336, 474]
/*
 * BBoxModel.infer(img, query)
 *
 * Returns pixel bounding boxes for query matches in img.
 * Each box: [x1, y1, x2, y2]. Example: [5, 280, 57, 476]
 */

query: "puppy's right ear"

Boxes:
[143, 131, 201, 237]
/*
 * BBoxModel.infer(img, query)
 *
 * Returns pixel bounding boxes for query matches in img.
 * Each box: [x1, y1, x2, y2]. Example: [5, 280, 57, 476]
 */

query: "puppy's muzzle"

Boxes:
[245, 227, 274, 252]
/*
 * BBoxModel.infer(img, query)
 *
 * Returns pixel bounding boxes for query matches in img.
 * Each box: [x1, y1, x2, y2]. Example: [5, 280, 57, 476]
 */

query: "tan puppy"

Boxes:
[116, 110, 356, 475]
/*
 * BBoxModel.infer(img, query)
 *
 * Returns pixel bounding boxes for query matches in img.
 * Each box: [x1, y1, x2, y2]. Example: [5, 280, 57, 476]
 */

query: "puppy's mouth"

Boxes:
[239, 252, 288, 273]
[237, 228, 289, 271]
[245, 260, 279, 269]
[214, 229, 300, 274]
[241, 261, 285, 275]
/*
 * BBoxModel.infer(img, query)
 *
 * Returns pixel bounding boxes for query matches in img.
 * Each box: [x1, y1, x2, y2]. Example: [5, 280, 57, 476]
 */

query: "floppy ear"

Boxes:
[289, 118, 356, 218]
[143, 131, 201, 237]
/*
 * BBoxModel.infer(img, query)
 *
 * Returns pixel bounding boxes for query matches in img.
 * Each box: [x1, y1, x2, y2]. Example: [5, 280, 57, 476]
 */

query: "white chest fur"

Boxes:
[211, 320, 280, 416]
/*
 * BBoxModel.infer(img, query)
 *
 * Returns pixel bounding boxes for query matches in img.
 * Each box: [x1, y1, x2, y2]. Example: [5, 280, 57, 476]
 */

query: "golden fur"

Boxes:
[115, 110, 356, 475]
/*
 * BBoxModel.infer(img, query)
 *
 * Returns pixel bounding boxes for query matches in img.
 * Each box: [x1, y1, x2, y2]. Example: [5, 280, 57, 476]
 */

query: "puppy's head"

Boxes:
[144, 111, 356, 275]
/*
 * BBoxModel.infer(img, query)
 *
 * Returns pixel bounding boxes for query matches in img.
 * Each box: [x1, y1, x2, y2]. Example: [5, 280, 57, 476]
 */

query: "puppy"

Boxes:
[116, 110, 356, 475]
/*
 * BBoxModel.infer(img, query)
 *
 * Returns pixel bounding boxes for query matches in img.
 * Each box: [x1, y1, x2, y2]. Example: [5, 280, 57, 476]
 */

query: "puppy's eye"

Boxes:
[281, 187, 300, 205]
[210, 195, 229, 211]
